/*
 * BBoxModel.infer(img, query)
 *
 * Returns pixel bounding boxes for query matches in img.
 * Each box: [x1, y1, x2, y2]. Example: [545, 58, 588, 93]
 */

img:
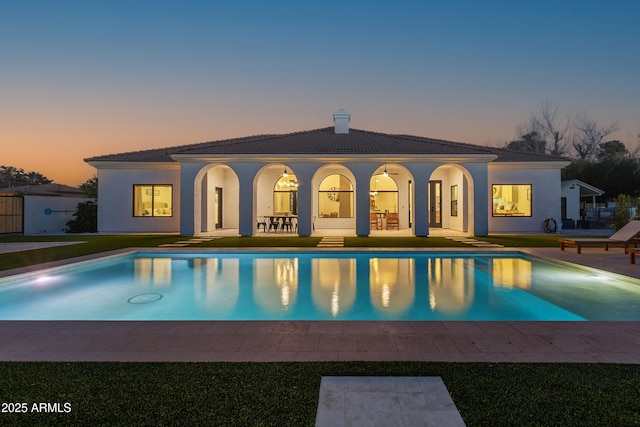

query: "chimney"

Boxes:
[333, 109, 350, 134]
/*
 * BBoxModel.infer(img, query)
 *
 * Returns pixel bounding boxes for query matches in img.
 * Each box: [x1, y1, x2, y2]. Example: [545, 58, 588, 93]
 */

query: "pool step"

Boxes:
[317, 236, 345, 247]
[158, 237, 221, 248]
[444, 236, 504, 248]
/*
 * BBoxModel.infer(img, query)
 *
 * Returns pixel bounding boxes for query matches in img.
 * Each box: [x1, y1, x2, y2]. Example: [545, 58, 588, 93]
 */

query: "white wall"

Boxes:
[488, 165, 562, 233]
[97, 166, 180, 233]
[23, 195, 94, 235]
[560, 181, 581, 222]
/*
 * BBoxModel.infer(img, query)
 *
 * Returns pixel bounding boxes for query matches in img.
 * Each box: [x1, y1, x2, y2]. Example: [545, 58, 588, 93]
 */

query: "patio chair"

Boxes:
[370, 212, 380, 230]
[625, 247, 640, 264]
[256, 216, 267, 232]
[268, 216, 280, 233]
[281, 217, 294, 233]
[386, 212, 399, 230]
[558, 220, 640, 254]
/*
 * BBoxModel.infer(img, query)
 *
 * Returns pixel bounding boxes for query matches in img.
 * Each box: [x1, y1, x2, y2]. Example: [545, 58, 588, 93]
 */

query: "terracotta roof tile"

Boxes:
[84, 127, 567, 163]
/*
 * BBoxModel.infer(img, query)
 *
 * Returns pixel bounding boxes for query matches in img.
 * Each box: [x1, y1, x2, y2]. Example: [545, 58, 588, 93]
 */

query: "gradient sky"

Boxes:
[2, 1, 639, 186]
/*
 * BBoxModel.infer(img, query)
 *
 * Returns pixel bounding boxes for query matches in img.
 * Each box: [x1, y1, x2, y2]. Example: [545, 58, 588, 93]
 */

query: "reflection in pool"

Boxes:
[2, 250, 640, 320]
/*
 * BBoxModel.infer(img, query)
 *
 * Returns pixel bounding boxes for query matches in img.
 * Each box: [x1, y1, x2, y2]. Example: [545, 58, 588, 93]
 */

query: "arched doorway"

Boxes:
[370, 164, 414, 234]
[255, 164, 299, 235]
[194, 164, 240, 236]
[428, 164, 474, 234]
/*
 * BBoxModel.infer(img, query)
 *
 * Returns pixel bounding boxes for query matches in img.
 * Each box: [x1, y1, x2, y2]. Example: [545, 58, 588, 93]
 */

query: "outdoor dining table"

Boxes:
[265, 215, 297, 233]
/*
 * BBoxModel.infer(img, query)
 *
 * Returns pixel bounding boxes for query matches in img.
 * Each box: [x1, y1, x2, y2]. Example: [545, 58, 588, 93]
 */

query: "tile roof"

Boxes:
[84, 127, 567, 163]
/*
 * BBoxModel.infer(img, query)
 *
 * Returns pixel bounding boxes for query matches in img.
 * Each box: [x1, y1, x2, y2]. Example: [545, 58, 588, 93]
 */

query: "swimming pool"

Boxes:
[1, 250, 640, 321]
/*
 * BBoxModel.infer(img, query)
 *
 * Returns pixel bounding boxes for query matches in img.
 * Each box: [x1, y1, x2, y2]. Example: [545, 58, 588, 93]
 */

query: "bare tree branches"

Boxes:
[515, 101, 574, 156]
[571, 114, 619, 161]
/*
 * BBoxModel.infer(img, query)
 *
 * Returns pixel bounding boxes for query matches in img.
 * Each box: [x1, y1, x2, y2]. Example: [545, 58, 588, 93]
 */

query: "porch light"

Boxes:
[383, 166, 388, 177]
[283, 167, 289, 177]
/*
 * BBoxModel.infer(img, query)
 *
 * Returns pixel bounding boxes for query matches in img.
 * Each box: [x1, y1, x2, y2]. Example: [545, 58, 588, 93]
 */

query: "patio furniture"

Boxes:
[370, 212, 380, 230]
[626, 247, 640, 264]
[268, 216, 280, 233]
[256, 216, 267, 232]
[386, 212, 399, 230]
[281, 217, 294, 233]
[558, 220, 640, 254]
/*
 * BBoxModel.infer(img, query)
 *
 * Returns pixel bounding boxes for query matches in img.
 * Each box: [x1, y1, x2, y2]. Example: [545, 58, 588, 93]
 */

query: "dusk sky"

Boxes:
[2, 1, 639, 186]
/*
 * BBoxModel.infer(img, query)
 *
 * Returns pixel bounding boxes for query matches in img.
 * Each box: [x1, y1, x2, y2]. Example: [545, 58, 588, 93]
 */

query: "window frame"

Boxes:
[491, 184, 532, 217]
[132, 184, 173, 217]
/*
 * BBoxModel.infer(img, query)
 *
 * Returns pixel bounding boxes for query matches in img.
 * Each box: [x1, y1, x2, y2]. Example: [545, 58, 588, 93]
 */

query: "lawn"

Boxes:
[0, 362, 638, 426]
[1, 233, 576, 271]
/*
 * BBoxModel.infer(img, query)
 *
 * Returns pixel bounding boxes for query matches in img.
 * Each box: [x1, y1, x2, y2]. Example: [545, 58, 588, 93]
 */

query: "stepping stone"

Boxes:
[158, 243, 190, 247]
[316, 376, 465, 427]
[317, 237, 345, 247]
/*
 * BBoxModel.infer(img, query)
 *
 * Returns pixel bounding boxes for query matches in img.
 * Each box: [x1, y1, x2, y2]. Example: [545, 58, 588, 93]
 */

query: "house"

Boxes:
[85, 111, 569, 237]
[0, 184, 91, 235]
[560, 179, 607, 229]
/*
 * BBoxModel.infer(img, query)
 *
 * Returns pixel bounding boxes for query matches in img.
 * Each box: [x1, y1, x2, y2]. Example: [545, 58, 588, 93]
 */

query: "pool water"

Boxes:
[1, 250, 640, 321]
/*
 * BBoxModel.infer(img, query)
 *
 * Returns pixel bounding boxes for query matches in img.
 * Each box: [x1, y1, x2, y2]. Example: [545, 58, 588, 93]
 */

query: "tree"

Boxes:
[597, 140, 628, 162]
[0, 165, 52, 188]
[66, 201, 98, 233]
[516, 101, 574, 156]
[571, 114, 619, 161]
[505, 131, 546, 153]
[80, 175, 98, 198]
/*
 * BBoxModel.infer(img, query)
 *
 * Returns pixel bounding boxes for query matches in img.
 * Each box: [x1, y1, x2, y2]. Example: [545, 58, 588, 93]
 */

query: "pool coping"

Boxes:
[1, 246, 639, 363]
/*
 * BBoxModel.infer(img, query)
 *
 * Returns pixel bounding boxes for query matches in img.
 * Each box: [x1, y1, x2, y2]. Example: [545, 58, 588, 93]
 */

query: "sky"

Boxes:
[1, 0, 639, 186]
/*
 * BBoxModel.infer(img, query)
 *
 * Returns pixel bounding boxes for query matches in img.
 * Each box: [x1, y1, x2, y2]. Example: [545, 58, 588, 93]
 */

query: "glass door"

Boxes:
[428, 181, 442, 228]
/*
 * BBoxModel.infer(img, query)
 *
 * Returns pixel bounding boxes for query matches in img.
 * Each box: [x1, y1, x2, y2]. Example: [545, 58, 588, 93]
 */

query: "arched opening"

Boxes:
[370, 164, 414, 234]
[254, 164, 299, 235]
[312, 165, 357, 233]
[194, 164, 240, 236]
[428, 164, 474, 234]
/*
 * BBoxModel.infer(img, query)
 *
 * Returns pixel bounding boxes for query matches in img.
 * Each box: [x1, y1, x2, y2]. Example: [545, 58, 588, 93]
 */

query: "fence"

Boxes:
[0, 196, 23, 233]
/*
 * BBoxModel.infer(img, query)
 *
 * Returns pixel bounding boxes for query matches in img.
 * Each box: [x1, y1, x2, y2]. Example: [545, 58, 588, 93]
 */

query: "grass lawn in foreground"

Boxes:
[0, 362, 638, 426]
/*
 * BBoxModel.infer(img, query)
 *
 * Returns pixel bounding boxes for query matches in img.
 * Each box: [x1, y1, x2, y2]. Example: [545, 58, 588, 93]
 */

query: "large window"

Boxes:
[369, 174, 398, 214]
[133, 185, 173, 217]
[318, 174, 353, 218]
[273, 174, 298, 214]
[492, 184, 531, 217]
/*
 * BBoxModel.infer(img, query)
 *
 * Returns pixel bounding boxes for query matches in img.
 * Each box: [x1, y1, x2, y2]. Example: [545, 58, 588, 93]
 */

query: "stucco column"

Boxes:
[405, 164, 438, 237]
[179, 162, 207, 236]
[344, 162, 378, 237]
[462, 162, 489, 237]
[233, 163, 264, 237]
[292, 163, 320, 237]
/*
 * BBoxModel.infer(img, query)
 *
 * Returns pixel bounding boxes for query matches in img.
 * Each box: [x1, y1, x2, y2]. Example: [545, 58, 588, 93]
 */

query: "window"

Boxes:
[273, 175, 298, 214]
[451, 185, 458, 217]
[369, 174, 398, 215]
[318, 174, 353, 218]
[492, 184, 531, 217]
[133, 185, 173, 217]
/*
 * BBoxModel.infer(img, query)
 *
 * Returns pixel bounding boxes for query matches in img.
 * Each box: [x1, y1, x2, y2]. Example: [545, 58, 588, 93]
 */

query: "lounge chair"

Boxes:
[558, 220, 640, 254]
[626, 247, 640, 264]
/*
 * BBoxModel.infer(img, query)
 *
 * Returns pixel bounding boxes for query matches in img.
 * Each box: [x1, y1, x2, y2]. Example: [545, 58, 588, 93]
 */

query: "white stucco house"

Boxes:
[85, 111, 569, 237]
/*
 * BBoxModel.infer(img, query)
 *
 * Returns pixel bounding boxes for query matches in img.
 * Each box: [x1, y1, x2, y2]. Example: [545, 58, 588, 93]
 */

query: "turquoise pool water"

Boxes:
[1, 250, 639, 321]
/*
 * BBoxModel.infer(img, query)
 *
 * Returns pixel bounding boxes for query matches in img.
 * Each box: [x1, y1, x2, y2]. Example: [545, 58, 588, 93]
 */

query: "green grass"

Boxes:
[0, 362, 638, 426]
[0, 234, 180, 271]
[0, 233, 608, 271]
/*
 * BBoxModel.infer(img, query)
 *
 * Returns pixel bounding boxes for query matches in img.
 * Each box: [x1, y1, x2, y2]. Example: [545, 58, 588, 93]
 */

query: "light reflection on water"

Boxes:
[2, 251, 640, 320]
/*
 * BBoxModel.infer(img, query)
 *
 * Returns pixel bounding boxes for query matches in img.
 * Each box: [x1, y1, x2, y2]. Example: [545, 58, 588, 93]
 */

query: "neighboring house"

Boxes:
[560, 179, 606, 229]
[0, 184, 91, 235]
[85, 111, 569, 237]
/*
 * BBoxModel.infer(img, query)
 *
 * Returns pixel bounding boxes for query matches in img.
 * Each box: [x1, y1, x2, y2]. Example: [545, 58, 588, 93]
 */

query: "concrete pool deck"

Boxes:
[0, 245, 639, 363]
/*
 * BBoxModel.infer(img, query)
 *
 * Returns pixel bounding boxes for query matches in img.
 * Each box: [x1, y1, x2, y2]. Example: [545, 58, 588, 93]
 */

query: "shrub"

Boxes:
[612, 194, 632, 230]
[66, 201, 98, 233]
